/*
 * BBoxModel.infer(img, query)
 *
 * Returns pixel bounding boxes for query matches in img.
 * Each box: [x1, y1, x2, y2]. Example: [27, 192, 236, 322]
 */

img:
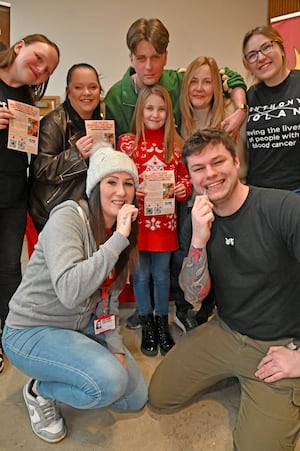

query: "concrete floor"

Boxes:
[1, 304, 240, 451]
[0, 243, 299, 450]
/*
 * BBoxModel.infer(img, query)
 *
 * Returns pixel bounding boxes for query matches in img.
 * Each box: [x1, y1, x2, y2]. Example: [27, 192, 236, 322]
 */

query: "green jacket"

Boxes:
[105, 67, 184, 140]
[105, 66, 247, 141]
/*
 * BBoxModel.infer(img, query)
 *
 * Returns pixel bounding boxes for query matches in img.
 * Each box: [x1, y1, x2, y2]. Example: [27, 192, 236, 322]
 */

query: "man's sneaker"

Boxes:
[23, 379, 67, 443]
[126, 308, 142, 329]
[174, 309, 198, 333]
[0, 343, 4, 373]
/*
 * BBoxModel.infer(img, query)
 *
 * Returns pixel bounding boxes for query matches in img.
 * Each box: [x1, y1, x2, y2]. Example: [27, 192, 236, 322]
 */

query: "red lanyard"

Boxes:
[100, 228, 115, 313]
[100, 271, 114, 313]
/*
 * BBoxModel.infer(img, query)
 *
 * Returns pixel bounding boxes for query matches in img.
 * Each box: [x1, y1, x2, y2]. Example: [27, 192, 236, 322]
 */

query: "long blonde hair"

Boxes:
[180, 56, 226, 138]
[131, 84, 183, 163]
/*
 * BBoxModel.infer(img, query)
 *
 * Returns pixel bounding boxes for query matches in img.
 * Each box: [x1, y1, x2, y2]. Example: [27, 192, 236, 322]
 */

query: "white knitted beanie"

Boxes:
[86, 145, 139, 198]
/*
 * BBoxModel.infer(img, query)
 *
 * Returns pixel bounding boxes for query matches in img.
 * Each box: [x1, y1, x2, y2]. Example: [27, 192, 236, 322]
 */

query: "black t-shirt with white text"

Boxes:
[246, 70, 300, 190]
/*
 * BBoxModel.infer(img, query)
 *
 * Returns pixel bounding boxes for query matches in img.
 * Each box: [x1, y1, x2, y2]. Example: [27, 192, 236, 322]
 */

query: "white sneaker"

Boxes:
[23, 379, 67, 443]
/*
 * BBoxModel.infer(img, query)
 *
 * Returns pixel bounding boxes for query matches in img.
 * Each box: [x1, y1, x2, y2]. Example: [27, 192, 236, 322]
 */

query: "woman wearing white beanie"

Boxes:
[2, 145, 147, 443]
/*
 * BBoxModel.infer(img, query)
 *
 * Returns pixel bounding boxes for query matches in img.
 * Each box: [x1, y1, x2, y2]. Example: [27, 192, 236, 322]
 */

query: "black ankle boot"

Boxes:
[139, 314, 158, 356]
[155, 315, 175, 356]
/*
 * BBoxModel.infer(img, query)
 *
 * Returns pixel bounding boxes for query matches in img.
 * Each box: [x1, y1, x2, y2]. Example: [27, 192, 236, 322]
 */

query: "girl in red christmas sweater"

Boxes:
[118, 84, 192, 357]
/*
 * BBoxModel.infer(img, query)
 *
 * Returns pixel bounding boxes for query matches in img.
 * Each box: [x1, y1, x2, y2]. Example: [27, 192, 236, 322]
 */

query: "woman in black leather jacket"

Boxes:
[29, 63, 104, 231]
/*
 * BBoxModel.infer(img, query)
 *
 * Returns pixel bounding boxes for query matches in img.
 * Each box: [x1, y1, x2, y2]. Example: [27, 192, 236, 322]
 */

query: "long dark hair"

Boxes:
[0, 33, 60, 101]
[87, 184, 138, 291]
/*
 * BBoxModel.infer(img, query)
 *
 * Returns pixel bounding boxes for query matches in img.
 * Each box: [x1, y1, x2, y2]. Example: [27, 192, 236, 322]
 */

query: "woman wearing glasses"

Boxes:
[243, 25, 300, 193]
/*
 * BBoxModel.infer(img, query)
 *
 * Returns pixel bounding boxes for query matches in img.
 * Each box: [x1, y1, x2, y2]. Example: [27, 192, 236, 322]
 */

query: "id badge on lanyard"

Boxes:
[94, 286, 116, 335]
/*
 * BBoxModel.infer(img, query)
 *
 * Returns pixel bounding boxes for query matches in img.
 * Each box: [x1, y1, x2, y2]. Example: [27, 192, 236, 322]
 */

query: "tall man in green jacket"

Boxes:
[105, 17, 248, 141]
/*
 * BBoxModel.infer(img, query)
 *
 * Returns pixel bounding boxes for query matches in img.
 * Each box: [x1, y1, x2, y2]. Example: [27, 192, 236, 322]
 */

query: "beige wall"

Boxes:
[8, 0, 268, 98]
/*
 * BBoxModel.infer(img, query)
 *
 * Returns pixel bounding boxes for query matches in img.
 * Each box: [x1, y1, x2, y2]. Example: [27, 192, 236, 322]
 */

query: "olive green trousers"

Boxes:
[149, 314, 300, 451]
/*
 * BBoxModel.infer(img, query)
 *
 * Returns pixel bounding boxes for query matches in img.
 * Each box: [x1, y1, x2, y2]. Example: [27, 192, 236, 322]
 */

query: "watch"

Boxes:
[236, 103, 249, 113]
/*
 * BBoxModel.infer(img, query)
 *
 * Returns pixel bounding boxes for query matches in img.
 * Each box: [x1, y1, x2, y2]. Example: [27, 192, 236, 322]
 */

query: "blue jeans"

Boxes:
[133, 251, 171, 316]
[0, 202, 27, 332]
[2, 321, 148, 411]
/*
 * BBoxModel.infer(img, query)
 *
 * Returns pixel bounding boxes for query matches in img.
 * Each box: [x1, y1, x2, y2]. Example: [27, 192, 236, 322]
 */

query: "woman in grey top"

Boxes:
[2, 145, 148, 443]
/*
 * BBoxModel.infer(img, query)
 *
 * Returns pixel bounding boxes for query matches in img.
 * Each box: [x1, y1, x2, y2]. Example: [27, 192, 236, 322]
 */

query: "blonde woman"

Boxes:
[180, 56, 247, 180]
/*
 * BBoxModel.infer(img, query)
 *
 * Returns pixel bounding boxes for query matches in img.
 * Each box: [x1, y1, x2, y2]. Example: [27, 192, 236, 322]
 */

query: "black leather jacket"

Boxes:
[29, 104, 89, 227]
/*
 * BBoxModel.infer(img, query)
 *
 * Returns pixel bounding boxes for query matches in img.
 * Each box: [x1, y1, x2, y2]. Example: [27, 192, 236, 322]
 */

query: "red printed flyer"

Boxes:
[7, 99, 40, 154]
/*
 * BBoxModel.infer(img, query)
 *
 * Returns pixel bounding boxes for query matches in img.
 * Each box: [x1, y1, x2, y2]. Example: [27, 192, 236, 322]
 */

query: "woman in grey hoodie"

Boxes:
[2, 145, 148, 443]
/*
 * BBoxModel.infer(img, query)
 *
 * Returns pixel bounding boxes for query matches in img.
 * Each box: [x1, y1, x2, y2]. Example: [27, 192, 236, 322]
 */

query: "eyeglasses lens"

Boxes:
[246, 41, 274, 64]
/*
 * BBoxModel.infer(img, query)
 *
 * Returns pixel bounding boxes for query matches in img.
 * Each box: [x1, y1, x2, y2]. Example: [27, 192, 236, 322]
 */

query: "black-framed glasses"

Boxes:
[245, 40, 277, 64]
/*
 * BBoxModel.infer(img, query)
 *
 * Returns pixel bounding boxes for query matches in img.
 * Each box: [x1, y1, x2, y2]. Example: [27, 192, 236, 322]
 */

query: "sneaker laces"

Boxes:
[37, 397, 60, 424]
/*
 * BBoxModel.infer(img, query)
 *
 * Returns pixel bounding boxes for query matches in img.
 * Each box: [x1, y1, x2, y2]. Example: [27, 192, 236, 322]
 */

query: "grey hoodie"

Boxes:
[6, 199, 130, 354]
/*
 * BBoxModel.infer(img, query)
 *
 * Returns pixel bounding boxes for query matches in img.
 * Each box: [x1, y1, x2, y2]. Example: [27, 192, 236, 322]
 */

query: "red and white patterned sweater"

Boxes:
[118, 127, 192, 252]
